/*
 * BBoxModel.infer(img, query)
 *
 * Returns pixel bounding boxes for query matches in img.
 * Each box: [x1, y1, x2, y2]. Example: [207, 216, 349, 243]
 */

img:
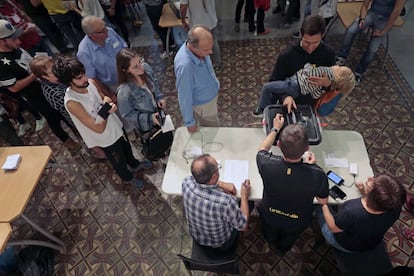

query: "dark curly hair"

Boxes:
[53, 55, 85, 86]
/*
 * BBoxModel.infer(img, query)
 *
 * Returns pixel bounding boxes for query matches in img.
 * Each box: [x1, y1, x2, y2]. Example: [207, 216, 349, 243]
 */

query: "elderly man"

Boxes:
[317, 174, 406, 252]
[182, 154, 251, 256]
[77, 15, 127, 95]
[336, 0, 405, 85]
[174, 25, 220, 133]
[257, 115, 329, 255]
[253, 15, 336, 116]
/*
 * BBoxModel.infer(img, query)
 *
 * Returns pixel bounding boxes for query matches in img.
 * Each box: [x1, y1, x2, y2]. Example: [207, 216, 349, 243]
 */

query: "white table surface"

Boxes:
[162, 127, 373, 203]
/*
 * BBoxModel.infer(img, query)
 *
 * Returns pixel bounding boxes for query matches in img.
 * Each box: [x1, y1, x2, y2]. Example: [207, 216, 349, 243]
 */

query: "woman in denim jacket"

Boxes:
[116, 48, 166, 132]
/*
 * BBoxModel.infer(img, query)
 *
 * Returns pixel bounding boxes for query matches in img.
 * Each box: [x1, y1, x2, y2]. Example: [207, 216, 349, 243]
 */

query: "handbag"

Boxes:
[0, 93, 20, 119]
[141, 126, 173, 160]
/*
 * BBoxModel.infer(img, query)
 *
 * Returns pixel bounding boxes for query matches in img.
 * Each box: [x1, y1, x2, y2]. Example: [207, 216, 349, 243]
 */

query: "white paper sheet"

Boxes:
[221, 160, 248, 190]
[2, 154, 22, 171]
[161, 114, 175, 133]
[324, 158, 349, 168]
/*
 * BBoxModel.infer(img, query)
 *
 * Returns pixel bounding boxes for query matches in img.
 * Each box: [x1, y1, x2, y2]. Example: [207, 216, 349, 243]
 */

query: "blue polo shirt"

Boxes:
[174, 44, 220, 127]
[77, 27, 127, 88]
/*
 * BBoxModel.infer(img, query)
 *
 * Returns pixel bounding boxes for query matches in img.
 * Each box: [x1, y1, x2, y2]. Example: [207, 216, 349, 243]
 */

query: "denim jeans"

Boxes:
[259, 77, 300, 110]
[314, 205, 352, 253]
[304, 0, 312, 17]
[337, 11, 387, 75]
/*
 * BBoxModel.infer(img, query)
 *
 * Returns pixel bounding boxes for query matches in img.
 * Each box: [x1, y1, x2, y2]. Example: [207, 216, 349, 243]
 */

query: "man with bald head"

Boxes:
[174, 25, 220, 133]
[182, 154, 251, 256]
[77, 15, 127, 95]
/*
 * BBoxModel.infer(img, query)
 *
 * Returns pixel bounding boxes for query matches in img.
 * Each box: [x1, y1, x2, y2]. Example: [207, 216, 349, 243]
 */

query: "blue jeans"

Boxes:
[259, 77, 300, 109]
[304, 0, 312, 17]
[337, 11, 387, 75]
[314, 205, 352, 253]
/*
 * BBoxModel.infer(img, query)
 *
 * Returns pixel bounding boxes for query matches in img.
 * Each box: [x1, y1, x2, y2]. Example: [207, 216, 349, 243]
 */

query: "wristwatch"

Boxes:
[270, 127, 279, 133]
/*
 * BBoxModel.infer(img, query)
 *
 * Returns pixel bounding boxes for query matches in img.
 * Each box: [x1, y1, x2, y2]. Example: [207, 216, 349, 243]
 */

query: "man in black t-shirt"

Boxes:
[317, 175, 406, 252]
[256, 114, 329, 255]
[253, 15, 336, 117]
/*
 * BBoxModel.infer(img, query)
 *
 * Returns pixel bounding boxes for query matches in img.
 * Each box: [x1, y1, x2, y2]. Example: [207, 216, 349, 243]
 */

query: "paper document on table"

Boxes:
[2, 154, 22, 171]
[222, 160, 248, 190]
[324, 158, 349, 168]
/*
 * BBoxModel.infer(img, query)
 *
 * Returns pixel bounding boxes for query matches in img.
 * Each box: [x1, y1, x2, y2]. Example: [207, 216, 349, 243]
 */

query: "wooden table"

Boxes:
[0, 146, 65, 252]
[162, 127, 373, 203]
[0, 223, 11, 253]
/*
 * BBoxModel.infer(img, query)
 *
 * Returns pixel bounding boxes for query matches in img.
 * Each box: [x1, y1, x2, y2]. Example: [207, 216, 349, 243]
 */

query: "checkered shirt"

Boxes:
[182, 176, 247, 247]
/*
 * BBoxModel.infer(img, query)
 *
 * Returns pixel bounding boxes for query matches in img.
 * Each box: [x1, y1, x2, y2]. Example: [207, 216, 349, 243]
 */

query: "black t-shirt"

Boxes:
[257, 150, 329, 231]
[334, 199, 401, 251]
[269, 41, 336, 106]
[0, 48, 40, 95]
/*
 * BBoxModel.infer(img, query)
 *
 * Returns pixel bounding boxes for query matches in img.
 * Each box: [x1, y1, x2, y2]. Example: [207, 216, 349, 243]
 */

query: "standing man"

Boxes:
[253, 15, 335, 116]
[174, 25, 220, 133]
[317, 175, 406, 252]
[77, 15, 127, 95]
[180, 0, 221, 68]
[182, 154, 251, 256]
[54, 56, 152, 188]
[336, 0, 405, 85]
[257, 115, 329, 255]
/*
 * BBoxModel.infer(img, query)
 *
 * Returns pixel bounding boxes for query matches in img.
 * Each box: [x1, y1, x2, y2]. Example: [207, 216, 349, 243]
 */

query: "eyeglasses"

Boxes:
[214, 163, 222, 173]
[92, 26, 108, 34]
[129, 57, 145, 70]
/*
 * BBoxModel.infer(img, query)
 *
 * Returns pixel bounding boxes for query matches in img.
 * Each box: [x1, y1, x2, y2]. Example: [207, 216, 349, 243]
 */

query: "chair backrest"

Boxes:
[177, 254, 240, 275]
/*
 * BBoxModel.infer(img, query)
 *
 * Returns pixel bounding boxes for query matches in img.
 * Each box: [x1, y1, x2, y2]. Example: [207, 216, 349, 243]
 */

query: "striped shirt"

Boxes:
[297, 63, 335, 99]
[182, 176, 247, 247]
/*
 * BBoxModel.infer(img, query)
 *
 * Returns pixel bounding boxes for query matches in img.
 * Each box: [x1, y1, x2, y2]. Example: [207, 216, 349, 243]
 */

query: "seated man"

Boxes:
[317, 174, 406, 252]
[336, 0, 405, 85]
[182, 154, 251, 256]
[257, 116, 329, 255]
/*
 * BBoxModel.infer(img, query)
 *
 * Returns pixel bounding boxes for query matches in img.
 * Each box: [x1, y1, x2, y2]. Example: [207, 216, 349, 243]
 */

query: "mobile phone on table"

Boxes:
[329, 185, 347, 200]
[327, 170, 344, 186]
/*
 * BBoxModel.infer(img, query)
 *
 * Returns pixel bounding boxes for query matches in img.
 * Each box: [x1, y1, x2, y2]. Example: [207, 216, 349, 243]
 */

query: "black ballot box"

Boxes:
[263, 104, 322, 145]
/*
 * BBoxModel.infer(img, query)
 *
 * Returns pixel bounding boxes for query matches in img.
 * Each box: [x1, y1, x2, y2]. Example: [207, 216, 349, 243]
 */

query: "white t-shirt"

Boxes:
[180, 0, 217, 29]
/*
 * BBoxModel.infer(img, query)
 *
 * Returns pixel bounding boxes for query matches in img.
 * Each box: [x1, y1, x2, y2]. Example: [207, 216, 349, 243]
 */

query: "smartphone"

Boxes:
[329, 185, 347, 200]
[98, 102, 111, 119]
[327, 170, 344, 186]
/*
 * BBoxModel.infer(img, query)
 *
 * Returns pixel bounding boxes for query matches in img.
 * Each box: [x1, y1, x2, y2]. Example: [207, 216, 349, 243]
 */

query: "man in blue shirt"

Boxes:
[174, 25, 220, 133]
[77, 15, 127, 95]
[336, 0, 405, 85]
[182, 154, 251, 255]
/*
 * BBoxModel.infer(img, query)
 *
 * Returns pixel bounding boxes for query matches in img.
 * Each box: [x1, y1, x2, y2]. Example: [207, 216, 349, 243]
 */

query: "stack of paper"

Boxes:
[2, 154, 22, 171]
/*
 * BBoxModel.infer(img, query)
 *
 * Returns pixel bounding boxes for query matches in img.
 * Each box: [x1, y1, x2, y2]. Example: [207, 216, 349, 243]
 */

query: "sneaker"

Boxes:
[35, 116, 46, 132]
[291, 31, 300, 39]
[131, 178, 145, 189]
[235, 23, 240, 32]
[18, 122, 31, 137]
[354, 73, 362, 86]
[131, 160, 153, 172]
[160, 51, 169, 60]
[336, 56, 346, 66]
[64, 138, 81, 150]
[252, 107, 264, 118]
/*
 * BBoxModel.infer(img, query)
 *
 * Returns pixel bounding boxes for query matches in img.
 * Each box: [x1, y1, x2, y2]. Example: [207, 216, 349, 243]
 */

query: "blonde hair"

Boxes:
[334, 66, 355, 98]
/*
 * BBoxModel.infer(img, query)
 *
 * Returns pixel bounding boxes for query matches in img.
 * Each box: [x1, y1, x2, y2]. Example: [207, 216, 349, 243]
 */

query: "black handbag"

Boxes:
[141, 126, 173, 160]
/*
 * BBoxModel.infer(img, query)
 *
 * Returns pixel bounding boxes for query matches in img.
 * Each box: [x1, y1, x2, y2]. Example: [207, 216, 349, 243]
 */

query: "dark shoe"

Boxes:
[252, 107, 264, 117]
[355, 73, 362, 86]
[249, 26, 256, 33]
[291, 31, 300, 39]
[243, 17, 248, 23]
[235, 23, 240, 32]
[131, 160, 153, 172]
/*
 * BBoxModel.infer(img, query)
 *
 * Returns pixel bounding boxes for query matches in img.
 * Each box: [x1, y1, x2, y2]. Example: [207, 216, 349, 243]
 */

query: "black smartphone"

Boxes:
[330, 185, 347, 200]
[327, 170, 344, 186]
[157, 108, 166, 126]
[98, 102, 111, 119]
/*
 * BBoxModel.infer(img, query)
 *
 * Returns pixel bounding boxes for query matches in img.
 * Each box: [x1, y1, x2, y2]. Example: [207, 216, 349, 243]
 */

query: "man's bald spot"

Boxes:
[192, 26, 213, 44]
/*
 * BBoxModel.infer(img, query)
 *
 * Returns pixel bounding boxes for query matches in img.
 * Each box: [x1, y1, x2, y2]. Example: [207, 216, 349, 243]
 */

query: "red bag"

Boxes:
[314, 90, 342, 117]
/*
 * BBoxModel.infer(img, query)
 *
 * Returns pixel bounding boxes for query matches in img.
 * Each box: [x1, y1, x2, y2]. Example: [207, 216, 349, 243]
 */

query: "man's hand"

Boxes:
[302, 151, 316, 164]
[317, 197, 328, 205]
[218, 181, 236, 196]
[240, 179, 251, 200]
[108, 103, 117, 113]
[308, 74, 331, 88]
[358, 20, 365, 29]
[187, 125, 197, 133]
[158, 99, 166, 109]
[282, 96, 297, 114]
[273, 113, 284, 130]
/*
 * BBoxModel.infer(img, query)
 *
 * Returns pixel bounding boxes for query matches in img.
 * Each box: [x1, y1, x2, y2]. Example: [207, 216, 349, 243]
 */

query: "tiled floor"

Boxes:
[2, 1, 414, 275]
